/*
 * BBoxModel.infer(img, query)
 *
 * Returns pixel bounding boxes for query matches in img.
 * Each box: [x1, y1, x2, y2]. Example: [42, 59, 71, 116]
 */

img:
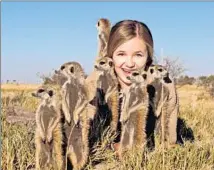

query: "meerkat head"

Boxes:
[127, 69, 147, 86]
[94, 57, 114, 72]
[57, 61, 85, 79]
[32, 86, 54, 100]
[96, 18, 111, 33]
[148, 64, 168, 79]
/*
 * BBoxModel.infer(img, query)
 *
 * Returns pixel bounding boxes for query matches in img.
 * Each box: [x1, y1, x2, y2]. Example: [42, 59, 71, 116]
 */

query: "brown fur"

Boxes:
[35, 124, 64, 170]
[146, 64, 179, 148]
[118, 69, 149, 158]
[118, 104, 148, 159]
[33, 86, 64, 170]
[67, 109, 90, 170]
[106, 89, 120, 132]
[54, 61, 94, 169]
[94, 57, 120, 132]
[96, 18, 111, 58]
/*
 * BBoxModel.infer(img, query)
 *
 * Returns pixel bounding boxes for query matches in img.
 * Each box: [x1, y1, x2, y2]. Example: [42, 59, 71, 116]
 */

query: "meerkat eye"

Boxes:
[109, 61, 113, 67]
[150, 68, 154, 74]
[100, 61, 105, 65]
[60, 66, 65, 70]
[70, 67, 74, 73]
[48, 90, 54, 97]
[158, 68, 163, 72]
[38, 89, 45, 93]
[132, 72, 139, 76]
[142, 74, 147, 80]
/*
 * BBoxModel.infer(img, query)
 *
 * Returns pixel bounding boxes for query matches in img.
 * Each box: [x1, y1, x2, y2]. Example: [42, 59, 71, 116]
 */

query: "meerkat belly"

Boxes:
[68, 125, 84, 163]
[129, 88, 145, 108]
[40, 105, 57, 135]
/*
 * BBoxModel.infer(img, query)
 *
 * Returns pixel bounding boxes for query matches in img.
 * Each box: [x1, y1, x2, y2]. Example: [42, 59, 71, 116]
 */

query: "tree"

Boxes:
[162, 56, 186, 80]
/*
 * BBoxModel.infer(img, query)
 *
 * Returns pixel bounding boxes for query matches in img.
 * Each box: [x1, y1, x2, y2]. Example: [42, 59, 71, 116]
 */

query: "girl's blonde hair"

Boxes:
[107, 20, 154, 70]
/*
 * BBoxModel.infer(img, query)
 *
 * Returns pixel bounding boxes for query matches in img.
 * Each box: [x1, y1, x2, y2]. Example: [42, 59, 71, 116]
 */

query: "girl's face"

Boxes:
[112, 37, 148, 89]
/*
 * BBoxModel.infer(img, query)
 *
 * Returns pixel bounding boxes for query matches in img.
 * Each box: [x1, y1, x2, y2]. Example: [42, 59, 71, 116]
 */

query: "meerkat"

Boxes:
[117, 69, 149, 158]
[146, 64, 179, 148]
[96, 18, 111, 58]
[93, 56, 120, 132]
[52, 69, 68, 87]
[57, 61, 90, 124]
[32, 85, 64, 170]
[56, 61, 93, 169]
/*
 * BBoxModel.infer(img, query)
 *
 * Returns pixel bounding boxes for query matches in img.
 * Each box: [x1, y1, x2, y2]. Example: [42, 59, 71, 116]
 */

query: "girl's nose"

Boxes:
[125, 56, 135, 68]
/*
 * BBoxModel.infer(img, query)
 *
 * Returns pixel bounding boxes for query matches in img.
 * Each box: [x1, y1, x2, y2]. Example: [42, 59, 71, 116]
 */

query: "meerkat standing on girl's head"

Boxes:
[117, 69, 149, 158]
[96, 18, 111, 58]
[147, 64, 178, 148]
[57, 61, 93, 170]
[32, 85, 64, 170]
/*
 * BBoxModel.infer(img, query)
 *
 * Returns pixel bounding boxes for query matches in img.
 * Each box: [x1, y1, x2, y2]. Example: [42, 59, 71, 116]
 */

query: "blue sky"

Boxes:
[2, 2, 214, 83]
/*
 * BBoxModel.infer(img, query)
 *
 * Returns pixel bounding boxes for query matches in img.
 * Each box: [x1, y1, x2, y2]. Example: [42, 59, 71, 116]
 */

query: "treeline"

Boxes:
[176, 75, 214, 98]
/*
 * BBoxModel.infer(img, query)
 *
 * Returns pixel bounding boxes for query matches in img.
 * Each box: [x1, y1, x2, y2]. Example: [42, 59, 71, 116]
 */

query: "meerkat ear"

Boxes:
[70, 66, 74, 73]
[48, 90, 54, 97]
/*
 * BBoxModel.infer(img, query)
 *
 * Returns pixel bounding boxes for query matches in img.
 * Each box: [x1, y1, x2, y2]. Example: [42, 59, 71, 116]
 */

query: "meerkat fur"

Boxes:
[147, 64, 179, 147]
[118, 69, 149, 158]
[56, 61, 92, 169]
[57, 61, 89, 125]
[94, 56, 120, 132]
[32, 85, 64, 170]
[96, 18, 111, 58]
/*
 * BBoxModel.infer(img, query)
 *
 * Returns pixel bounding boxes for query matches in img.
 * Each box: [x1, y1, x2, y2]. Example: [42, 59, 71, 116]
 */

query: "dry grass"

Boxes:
[1, 83, 40, 91]
[1, 84, 214, 170]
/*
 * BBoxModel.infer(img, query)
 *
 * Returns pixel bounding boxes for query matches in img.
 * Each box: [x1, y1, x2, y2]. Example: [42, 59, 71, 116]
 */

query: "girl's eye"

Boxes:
[136, 53, 143, 57]
[118, 53, 125, 56]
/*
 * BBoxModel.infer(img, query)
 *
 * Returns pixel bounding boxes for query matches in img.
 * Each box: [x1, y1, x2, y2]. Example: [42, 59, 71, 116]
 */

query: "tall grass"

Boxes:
[1, 85, 214, 170]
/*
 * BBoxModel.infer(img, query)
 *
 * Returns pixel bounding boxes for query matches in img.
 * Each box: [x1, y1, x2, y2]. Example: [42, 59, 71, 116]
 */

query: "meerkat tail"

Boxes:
[168, 105, 178, 145]
[35, 129, 42, 170]
[107, 90, 119, 132]
[135, 106, 148, 148]
[67, 125, 88, 170]
[52, 123, 64, 170]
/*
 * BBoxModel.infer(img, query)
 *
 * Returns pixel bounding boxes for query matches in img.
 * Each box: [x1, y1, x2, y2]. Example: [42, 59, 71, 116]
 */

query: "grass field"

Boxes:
[1, 84, 214, 170]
